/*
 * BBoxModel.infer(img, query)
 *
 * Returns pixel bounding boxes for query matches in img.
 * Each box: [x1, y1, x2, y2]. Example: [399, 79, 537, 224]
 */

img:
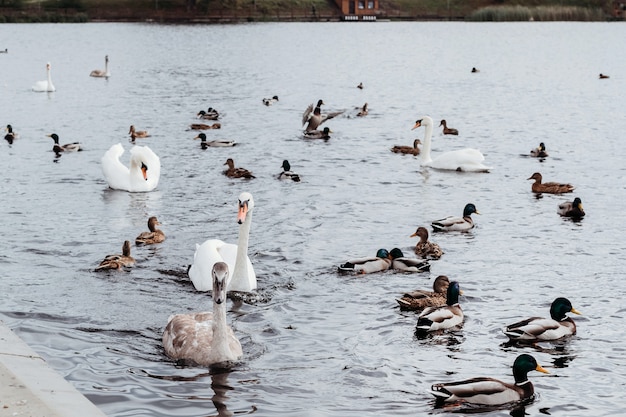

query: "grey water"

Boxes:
[1, 21, 625, 416]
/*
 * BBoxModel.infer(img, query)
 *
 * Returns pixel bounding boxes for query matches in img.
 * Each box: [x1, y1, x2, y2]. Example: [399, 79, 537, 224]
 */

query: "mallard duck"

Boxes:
[557, 197, 585, 218]
[599, 73, 610, 79]
[527, 172, 574, 194]
[391, 139, 421, 155]
[302, 100, 344, 132]
[4, 124, 18, 143]
[356, 103, 368, 117]
[430, 354, 549, 406]
[439, 119, 458, 135]
[194, 133, 236, 148]
[338, 248, 391, 275]
[431, 203, 479, 232]
[389, 248, 430, 273]
[410, 226, 443, 259]
[135, 216, 166, 245]
[396, 275, 449, 311]
[47, 133, 82, 154]
[89, 55, 110, 78]
[530, 142, 548, 158]
[415, 281, 463, 333]
[471, 67, 480, 73]
[197, 108, 220, 120]
[223, 158, 255, 179]
[357, 82, 363, 89]
[262, 95, 279, 106]
[303, 127, 332, 140]
[163, 262, 243, 366]
[129, 125, 150, 139]
[503, 297, 581, 343]
[190, 122, 221, 130]
[277, 160, 301, 182]
[95, 240, 135, 271]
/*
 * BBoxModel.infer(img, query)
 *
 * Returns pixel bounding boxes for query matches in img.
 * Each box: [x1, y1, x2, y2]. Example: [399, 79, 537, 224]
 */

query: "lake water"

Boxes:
[1, 21, 626, 416]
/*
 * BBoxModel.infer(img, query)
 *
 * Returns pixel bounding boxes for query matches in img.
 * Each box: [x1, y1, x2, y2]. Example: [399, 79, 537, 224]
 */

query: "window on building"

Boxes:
[358, 0, 364, 9]
[368, 0, 374, 8]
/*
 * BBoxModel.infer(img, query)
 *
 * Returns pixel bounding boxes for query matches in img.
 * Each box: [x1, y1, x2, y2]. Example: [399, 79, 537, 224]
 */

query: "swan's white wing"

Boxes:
[431, 148, 491, 172]
[101, 143, 131, 191]
[189, 239, 233, 291]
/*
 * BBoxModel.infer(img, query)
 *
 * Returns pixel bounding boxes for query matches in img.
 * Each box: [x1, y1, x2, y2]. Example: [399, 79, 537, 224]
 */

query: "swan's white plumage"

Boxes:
[163, 262, 242, 366]
[413, 116, 491, 172]
[101, 143, 160, 192]
[189, 192, 257, 293]
[32, 62, 55, 92]
[90, 55, 110, 78]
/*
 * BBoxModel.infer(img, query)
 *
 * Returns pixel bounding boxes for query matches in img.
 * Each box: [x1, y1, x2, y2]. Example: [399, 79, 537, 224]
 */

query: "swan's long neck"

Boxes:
[47, 67, 52, 89]
[211, 297, 231, 360]
[420, 121, 433, 165]
[231, 213, 252, 288]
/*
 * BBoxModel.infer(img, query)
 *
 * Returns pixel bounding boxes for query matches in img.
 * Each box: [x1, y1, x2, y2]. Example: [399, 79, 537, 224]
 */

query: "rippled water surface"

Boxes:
[1, 21, 626, 416]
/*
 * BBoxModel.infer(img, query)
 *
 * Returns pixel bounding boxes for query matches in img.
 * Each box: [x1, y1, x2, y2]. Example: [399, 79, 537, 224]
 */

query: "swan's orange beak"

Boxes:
[412, 120, 422, 130]
[141, 162, 148, 181]
[237, 201, 248, 224]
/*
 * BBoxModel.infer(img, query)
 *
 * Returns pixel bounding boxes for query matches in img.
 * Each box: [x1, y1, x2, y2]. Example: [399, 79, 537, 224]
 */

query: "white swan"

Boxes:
[189, 192, 257, 293]
[101, 143, 161, 192]
[32, 62, 55, 92]
[90, 55, 110, 78]
[412, 116, 491, 172]
[163, 262, 243, 366]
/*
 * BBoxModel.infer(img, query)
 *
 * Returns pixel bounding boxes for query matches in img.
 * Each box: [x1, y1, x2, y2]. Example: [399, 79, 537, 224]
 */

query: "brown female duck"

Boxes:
[391, 139, 421, 155]
[527, 172, 574, 194]
[223, 158, 255, 179]
[135, 216, 166, 245]
[129, 125, 150, 139]
[410, 226, 443, 259]
[396, 275, 449, 311]
[95, 240, 135, 271]
[190, 122, 221, 130]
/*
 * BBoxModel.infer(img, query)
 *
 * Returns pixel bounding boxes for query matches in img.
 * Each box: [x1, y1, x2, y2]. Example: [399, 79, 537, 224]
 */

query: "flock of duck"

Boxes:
[9, 58, 593, 411]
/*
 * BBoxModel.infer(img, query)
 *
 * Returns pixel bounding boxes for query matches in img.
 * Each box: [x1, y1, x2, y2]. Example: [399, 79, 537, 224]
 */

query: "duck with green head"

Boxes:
[389, 248, 430, 273]
[431, 203, 479, 232]
[503, 297, 581, 342]
[415, 281, 463, 333]
[430, 354, 549, 406]
[338, 248, 391, 275]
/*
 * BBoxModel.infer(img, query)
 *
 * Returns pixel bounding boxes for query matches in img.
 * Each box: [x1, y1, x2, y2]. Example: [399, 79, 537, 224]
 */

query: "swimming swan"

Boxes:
[163, 262, 243, 366]
[188, 192, 257, 293]
[412, 116, 491, 172]
[32, 62, 55, 92]
[101, 143, 161, 192]
[90, 55, 110, 78]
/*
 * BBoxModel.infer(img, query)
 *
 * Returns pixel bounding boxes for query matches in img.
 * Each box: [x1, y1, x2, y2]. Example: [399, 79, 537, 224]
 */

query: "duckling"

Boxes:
[599, 73, 610, 79]
[557, 197, 585, 219]
[430, 354, 549, 406]
[356, 102, 368, 117]
[197, 108, 220, 120]
[223, 158, 255, 179]
[396, 275, 450, 311]
[129, 125, 150, 139]
[410, 226, 443, 259]
[415, 281, 463, 334]
[527, 172, 574, 194]
[262, 95, 279, 106]
[95, 240, 135, 271]
[503, 297, 582, 343]
[302, 100, 344, 132]
[4, 124, 18, 143]
[190, 123, 221, 130]
[338, 248, 391, 275]
[135, 216, 166, 245]
[389, 248, 430, 273]
[47, 133, 82, 154]
[303, 127, 332, 140]
[431, 203, 479, 232]
[439, 119, 459, 135]
[194, 133, 236, 148]
[530, 142, 548, 158]
[391, 139, 421, 155]
[277, 160, 301, 182]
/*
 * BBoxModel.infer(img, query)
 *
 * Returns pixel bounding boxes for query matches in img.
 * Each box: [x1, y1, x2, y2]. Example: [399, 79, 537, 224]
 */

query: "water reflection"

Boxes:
[500, 339, 576, 369]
